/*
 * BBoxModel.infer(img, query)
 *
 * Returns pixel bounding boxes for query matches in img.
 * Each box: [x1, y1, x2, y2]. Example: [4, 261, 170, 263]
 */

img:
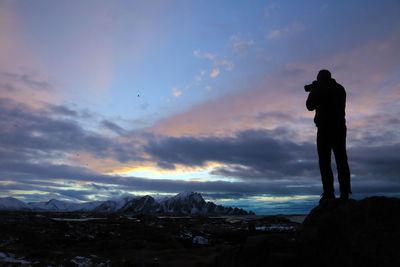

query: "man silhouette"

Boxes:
[306, 69, 351, 203]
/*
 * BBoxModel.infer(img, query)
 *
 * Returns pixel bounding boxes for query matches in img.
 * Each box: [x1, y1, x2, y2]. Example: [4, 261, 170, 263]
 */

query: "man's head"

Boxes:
[317, 69, 332, 82]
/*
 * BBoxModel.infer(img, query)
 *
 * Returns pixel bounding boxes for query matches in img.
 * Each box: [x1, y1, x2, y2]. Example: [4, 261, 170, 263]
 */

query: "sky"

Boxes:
[1, 0, 399, 214]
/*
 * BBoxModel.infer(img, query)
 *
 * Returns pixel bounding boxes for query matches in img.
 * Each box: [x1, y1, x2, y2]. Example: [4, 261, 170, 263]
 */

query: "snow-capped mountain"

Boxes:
[29, 199, 102, 212]
[159, 191, 252, 215]
[120, 195, 159, 213]
[0, 192, 255, 215]
[0, 197, 31, 211]
[93, 195, 137, 213]
[157, 191, 251, 215]
[159, 191, 208, 215]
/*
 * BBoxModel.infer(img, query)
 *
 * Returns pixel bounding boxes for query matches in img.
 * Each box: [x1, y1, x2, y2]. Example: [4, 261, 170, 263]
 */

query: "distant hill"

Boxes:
[0, 191, 255, 216]
[0, 197, 31, 211]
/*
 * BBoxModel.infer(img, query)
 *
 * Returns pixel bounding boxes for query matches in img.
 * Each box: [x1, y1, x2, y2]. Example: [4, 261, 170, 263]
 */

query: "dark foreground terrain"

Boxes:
[0, 212, 298, 266]
[1, 196, 399, 267]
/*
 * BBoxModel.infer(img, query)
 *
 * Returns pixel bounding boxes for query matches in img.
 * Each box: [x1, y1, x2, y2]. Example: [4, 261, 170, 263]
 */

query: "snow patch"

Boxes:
[193, 236, 209, 245]
[0, 252, 30, 265]
[51, 217, 105, 222]
[71, 256, 92, 267]
[255, 224, 296, 232]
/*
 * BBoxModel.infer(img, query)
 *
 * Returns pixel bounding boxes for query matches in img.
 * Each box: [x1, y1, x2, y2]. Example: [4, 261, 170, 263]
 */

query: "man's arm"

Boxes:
[306, 89, 318, 111]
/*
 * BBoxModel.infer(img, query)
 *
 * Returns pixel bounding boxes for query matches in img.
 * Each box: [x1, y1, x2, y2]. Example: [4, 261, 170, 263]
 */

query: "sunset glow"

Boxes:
[1, 0, 399, 214]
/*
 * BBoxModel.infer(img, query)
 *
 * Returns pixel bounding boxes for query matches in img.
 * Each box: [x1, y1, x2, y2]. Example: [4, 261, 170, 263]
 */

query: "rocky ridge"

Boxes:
[0, 191, 255, 216]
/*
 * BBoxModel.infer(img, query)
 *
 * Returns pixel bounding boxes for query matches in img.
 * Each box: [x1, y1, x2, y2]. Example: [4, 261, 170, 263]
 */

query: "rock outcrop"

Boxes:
[214, 196, 400, 267]
[299, 196, 400, 267]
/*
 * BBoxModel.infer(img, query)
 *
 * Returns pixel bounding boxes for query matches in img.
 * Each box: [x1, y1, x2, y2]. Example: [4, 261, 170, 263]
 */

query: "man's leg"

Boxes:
[333, 126, 351, 198]
[317, 128, 335, 197]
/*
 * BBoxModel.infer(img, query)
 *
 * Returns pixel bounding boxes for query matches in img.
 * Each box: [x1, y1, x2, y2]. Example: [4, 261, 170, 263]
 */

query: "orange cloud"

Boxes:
[66, 151, 140, 175]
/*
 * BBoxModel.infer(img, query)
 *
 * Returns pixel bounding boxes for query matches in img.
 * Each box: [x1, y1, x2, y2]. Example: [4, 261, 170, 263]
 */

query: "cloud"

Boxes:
[268, 30, 282, 39]
[48, 104, 79, 117]
[2, 140, 399, 203]
[151, 33, 400, 143]
[2, 93, 398, 202]
[193, 50, 234, 77]
[0, 70, 57, 107]
[348, 112, 400, 148]
[0, 98, 141, 166]
[0, 82, 17, 92]
[101, 119, 126, 135]
[150, 64, 312, 137]
[145, 129, 317, 180]
[350, 144, 400, 179]
[0, 150, 325, 203]
[0, 163, 322, 203]
[144, 126, 400, 193]
[268, 21, 305, 40]
[0, 71, 53, 91]
[172, 87, 182, 97]
[195, 70, 207, 82]
[230, 35, 254, 55]
[0, 102, 398, 202]
[255, 111, 296, 123]
[210, 68, 220, 78]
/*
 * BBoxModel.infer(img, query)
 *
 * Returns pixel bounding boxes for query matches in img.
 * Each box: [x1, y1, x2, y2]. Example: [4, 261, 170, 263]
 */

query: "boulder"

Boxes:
[299, 196, 400, 267]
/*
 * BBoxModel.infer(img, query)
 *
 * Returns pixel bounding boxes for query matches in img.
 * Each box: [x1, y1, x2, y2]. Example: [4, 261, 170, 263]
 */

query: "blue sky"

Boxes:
[1, 0, 399, 214]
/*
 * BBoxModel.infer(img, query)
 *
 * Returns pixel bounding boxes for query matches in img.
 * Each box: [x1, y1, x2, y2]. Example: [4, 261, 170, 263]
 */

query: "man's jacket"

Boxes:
[306, 79, 346, 128]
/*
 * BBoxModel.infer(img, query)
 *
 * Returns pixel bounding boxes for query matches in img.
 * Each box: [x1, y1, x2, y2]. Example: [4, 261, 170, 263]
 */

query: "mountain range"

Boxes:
[0, 191, 255, 216]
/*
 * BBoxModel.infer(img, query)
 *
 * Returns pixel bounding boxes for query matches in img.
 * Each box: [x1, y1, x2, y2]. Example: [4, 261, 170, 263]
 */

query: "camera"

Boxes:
[304, 80, 318, 92]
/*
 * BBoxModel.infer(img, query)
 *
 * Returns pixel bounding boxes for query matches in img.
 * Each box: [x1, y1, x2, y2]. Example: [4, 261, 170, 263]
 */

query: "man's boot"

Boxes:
[340, 192, 349, 201]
